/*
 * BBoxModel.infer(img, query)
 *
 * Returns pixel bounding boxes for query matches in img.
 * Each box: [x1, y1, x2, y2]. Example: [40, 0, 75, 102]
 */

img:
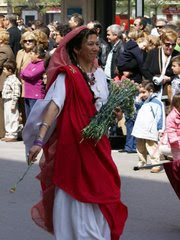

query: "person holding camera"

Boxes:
[142, 28, 179, 103]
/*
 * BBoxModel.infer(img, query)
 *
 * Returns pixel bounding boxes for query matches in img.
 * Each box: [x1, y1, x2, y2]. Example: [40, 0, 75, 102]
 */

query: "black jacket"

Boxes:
[98, 37, 110, 67]
[110, 39, 125, 78]
[7, 26, 21, 57]
[142, 47, 179, 81]
[117, 40, 145, 83]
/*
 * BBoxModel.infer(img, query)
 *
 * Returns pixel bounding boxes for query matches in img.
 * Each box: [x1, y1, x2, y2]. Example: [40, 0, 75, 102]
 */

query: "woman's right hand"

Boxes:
[28, 145, 42, 165]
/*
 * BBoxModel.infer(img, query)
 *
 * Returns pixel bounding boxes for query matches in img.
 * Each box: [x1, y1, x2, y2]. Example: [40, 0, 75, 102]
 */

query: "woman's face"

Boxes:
[162, 39, 176, 56]
[23, 38, 36, 51]
[54, 31, 64, 44]
[75, 34, 99, 64]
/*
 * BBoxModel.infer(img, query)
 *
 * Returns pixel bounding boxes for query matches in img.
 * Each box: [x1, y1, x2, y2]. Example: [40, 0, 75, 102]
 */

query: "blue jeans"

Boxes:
[24, 98, 37, 119]
[124, 117, 136, 152]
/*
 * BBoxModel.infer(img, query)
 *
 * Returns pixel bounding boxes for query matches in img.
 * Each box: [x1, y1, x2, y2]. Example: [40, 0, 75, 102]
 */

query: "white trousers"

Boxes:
[4, 99, 19, 138]
[53, 188, 111, 240]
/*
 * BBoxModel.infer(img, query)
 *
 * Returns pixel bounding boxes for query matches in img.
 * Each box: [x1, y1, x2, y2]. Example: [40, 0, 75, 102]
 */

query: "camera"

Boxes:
[152, 75, 163, 85]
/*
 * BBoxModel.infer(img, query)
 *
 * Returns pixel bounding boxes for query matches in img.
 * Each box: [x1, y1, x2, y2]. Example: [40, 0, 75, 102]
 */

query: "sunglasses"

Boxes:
[23, 39, 34, 43]
[164, 42, 176, 48]
[156, 25, 164, 28]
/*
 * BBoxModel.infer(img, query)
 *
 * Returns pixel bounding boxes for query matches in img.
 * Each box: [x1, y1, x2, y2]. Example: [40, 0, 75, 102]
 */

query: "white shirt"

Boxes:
[104, 40, 120, 79]
[150, 27, 160, 36]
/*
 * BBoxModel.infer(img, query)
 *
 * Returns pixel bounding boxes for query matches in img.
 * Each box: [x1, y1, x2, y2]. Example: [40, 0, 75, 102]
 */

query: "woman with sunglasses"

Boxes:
[16, 31, 37, 81]
[16, 31, 37, 125]
[20, 45, 48, 119]
[142, 28, 179, 104]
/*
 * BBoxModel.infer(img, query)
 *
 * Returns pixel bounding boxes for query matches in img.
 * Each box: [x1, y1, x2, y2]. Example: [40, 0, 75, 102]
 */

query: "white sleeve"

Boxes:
[45, 73, 66, 116]
[23, 73, 66, 160]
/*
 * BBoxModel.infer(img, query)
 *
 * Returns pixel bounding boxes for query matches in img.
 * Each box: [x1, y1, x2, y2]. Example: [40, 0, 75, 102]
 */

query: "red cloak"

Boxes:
[32, 65, 128, 240]
[164, 159, 180, 199]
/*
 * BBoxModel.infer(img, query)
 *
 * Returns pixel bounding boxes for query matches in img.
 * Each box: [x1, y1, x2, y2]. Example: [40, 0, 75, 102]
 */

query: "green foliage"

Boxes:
[82, 80, 138, 142]
[144, 0, 169, 15]
[5, 0, 61, 14]
[116, 0, 169, 16]
[5, 0, 61, 8]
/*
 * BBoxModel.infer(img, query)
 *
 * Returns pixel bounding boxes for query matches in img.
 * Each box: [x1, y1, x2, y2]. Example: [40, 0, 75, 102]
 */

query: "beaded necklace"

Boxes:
[87, 72, 96, 85]
[77, 64, 96, 86]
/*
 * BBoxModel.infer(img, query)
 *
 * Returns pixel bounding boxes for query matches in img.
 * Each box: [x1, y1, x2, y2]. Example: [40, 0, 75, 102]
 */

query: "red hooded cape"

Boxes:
[31, 65, 128, 240]
[164, 159, 180, 199]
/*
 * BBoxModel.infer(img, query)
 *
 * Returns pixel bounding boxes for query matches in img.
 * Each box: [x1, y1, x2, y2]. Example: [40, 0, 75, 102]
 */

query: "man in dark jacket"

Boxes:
[104, 24, 125, 79]
[117, 39, 147, 83]
[4, 14, 21, 57]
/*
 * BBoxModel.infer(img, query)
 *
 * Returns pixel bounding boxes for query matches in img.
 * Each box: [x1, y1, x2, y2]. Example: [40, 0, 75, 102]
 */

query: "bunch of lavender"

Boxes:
[82, 79, 138, 142]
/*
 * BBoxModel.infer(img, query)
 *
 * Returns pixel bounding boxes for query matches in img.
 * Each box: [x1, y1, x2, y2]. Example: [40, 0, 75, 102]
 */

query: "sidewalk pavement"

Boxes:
[0, 141, 179, 240]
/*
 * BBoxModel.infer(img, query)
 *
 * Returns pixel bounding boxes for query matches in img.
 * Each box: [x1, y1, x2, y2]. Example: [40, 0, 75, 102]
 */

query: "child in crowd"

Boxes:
[146, 35, 160, 52]
[1, 60, 21, 142]
[20, 45, 47, 118]
[136, 37, 148, 52]
[165, 94, 180, 160]
[171, 55, 180, 97]
[132, 80, 165, 173]
[117, 32, 148, 153]
[120, 37, 148, 81]
[117, 31, 148, 83]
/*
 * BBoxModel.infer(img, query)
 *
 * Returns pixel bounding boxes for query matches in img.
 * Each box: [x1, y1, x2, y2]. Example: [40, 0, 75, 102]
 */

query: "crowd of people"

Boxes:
[0, 12, 179, 239]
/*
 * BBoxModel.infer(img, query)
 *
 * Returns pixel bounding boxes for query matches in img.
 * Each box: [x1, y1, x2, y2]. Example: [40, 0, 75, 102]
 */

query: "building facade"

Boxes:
[0, 0, 179, 25]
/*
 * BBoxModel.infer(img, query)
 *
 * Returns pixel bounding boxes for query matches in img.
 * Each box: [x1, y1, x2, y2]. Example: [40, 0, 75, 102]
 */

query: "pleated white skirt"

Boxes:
[53, 188, 111, 240]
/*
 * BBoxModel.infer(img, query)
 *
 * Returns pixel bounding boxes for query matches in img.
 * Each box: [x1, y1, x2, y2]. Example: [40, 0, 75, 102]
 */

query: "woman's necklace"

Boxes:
[87, 72, 96, 85]
[77, 64, 96, 86]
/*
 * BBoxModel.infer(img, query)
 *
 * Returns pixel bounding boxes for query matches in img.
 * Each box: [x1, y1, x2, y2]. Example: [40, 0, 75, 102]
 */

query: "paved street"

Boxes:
[0, 140, 179, 240]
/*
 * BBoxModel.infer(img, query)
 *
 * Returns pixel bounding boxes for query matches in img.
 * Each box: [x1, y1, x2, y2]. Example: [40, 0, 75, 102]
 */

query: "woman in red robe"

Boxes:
[26, 26, 128, 240]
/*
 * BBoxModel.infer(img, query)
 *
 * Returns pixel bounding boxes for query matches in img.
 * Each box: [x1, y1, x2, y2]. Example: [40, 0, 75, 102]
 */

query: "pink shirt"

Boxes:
[20, 60, 45, 99]
[166, 107, 180, 149]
